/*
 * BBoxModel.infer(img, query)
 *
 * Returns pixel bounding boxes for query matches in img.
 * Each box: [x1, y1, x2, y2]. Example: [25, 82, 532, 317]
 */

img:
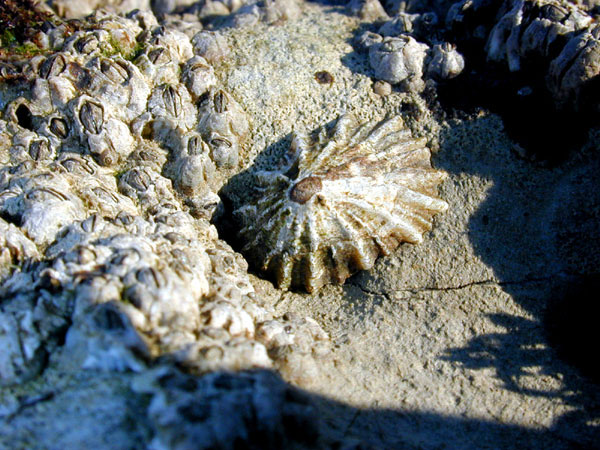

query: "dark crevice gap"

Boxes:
[544, 274, 600, 384]
[436, 62, 594, 165]
[16, 104, 34, 131]
[0, 210, 22, 227]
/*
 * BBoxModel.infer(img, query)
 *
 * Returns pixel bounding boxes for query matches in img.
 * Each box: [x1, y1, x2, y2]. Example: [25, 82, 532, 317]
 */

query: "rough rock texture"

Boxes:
[216, 7, 600, 447]
[49, 0, 151, 18]
[1, 2, 599, 449]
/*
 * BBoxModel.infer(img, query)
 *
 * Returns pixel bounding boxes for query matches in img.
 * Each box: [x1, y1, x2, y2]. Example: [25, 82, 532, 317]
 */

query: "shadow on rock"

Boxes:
[213, 130, 295, 250]
[436, 66, 594, 165]
[544, 274, 600, 385]
[1, 362, 588, 449]
[214, 108, 600, 447]
[436, 116, 600, 447]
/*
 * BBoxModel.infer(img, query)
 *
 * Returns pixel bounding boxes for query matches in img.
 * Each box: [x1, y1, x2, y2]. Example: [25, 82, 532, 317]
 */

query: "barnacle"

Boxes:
[446, 0, 598, 110]
[427, 42, 465, 80]
[347, 0, 389, 21]
[359, 26, 464, 90]
[548, 23, 600, 111]
[197, 87, 249, 171]
[234, 114, 448, 293]
[484, 0, 591, 72]
[369, 35, 429, 90]
[0, 9, 329, 387]
[213, 0, 302, 28]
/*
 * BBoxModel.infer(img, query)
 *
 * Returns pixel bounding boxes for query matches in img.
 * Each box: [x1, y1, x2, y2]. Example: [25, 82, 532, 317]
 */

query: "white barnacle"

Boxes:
[0, 9, 333, 384]
[369, 35, 429, 92]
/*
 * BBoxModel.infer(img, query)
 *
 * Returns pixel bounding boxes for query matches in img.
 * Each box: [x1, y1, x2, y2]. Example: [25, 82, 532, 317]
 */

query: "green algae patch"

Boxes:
[0, 0, 55, 57]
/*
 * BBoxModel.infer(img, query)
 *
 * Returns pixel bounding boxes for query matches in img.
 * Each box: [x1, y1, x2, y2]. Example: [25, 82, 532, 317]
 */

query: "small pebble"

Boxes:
[314, 71, 334, 85]
[373, 80, 391, 96]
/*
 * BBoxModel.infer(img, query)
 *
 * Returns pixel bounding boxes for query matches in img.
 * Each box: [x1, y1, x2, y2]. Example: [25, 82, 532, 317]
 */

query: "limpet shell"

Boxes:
[234, 114, 448, 292]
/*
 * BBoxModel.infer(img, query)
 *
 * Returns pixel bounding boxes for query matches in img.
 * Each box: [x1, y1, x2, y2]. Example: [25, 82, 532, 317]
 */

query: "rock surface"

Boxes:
[1, 1, 599, 449]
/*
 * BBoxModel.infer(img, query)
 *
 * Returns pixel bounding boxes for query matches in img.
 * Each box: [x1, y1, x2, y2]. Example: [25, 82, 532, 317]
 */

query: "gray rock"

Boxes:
[133, 367, 320, 450]
[347, 0, 389, 21]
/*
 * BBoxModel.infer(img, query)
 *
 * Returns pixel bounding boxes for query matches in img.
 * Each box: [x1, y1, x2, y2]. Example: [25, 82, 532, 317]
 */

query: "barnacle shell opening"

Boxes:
[235, 114, 449, 293]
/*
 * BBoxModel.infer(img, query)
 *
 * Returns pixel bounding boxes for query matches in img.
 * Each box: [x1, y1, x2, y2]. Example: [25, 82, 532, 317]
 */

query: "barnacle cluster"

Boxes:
[0, 9, 330, 387]
[234, 114, 448, 293]
[347, 0, 600, 111]
[446, 0, 600, 111]
[0, 9, 246, 213]
[0, 3, 459, 447]
[353, 7, 465, 92]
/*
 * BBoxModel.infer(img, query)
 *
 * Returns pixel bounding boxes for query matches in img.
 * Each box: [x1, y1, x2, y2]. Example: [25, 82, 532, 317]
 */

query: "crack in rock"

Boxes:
[2, 391, 56, 422]
[348, 273, 566, 298]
